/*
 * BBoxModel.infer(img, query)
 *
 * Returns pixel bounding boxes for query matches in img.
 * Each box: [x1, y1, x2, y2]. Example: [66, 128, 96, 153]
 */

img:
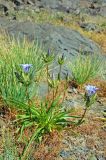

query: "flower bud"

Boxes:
[58, 53, 65, 65]
[42, 49, 55, 63]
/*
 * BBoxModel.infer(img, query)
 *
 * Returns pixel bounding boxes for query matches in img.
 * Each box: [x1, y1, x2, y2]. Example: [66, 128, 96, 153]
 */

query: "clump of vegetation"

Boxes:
[0, 35, 101, 159]
[0, 38, 45, 103]
[68, 53, 102, 85]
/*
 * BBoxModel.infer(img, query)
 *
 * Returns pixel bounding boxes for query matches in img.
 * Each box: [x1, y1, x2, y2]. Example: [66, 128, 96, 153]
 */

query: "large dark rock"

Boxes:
[0, 19, 100, 56]
[0, 18, 101, 56]
[0, 17, 102, 76]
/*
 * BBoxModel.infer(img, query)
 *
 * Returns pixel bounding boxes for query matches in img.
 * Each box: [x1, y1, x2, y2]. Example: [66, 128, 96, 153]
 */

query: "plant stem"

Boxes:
[25, 85, 31, 119]
[46, 64, 49, 94]
[53, 89, 55, 100]
[62, 81, 68, 102]
[55, 85, 58, 98]
[77, 107, 88, 125]
[58, 65, 62, 81]
[21, 128, 43, 160]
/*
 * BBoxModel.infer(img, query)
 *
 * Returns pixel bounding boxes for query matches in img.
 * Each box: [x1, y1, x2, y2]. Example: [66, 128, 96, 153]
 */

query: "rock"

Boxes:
[30, 0, 80, 13]
[0, 18, 101, 55]
[0, 17, 102, 77]
[0, 0, 80, 14]
[6, 21, 101, 55]
[79, 22, 102, 32]
[60, 150, 71, 158]
[0, 0, 10, 16]
[0, 0, 15, 16]
[26, 0, 34, 5]
[80, 23, 97, 31]
[0, 0, 105, 17]
[82, 7, 101, 16]
[100, 6, 106, 17]
[62, 96, 84, 111]
[0, 4, 8, 14]
[37, 82, 48, 98]
[80, 0, 106, 16]
[13, 0, 23, 6]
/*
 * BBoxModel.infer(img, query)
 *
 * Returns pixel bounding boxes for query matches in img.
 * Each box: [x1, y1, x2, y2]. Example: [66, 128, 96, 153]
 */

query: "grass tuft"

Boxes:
[0, 35, 45, 103]
[68, 53, 102, 85]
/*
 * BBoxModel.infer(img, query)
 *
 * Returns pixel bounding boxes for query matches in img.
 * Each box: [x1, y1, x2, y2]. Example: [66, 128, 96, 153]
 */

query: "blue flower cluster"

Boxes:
[20, 64, 32, 73]
[85, 85, 98, 96]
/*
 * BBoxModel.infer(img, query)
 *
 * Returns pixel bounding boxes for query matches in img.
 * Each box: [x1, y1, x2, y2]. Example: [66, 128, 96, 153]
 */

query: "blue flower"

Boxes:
[20, 64, 32, 73]
[85, 85, 99, 96]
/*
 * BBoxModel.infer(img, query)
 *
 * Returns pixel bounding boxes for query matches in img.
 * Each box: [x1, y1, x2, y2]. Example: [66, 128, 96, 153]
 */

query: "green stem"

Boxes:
[53, 89, 55, 100]
[62, 81, 68, 102]
[77, 107, 88, 125]
[58, 65, 62, 81]
[47, 64, 49, 94]
[25, 85, 31, 119]
[55, 85, 58, 98]
[21, 128, 43, 160]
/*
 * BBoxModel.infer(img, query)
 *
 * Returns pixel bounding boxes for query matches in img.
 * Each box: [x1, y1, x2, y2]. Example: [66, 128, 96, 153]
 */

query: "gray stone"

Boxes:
[79, 22, 103, 32]
[62, 97, 84, 111]
[29, 0, 80, 13]
[0, 0, 15, 16]
[37, 82, 48, 98]
[79, 0, 106, 16]
[0, 0, 106, 17]
[13, 0, 23, 6]
[80, 23, 97, 31]
[100, 6, 106, 17]
[60, 150, 71, 158]
[2, 0, 79, 14]
[0, 0, 12, 16]
[0, 17, 102, 77]
[0, 4, 8, 13]
[0, 18, 101, 55]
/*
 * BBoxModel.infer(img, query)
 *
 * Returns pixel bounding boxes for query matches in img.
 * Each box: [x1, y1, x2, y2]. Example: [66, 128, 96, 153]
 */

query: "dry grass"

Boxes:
[82, 31, 106, 53]
[75, 117, 104, 135]
[34, 131, 62, 160]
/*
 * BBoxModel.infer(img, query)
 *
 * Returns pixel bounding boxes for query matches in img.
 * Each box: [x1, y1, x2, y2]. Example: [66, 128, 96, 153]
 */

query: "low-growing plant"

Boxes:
[8, 96, 80, 159]
[68, 53, 102, 85]
[5, 51, 81, 159]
